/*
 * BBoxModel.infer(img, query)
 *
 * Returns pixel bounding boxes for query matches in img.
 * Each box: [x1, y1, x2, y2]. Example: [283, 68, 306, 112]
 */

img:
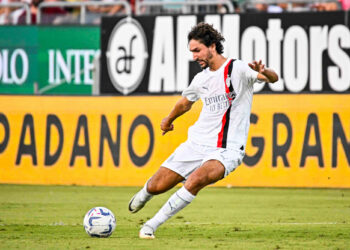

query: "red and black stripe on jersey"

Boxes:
[217, 59, 235, 148]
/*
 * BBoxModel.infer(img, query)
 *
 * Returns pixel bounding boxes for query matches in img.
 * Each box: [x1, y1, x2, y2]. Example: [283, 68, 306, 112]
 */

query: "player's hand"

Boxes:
[248, 60, 265, 73]
[161, 118, 174, 135]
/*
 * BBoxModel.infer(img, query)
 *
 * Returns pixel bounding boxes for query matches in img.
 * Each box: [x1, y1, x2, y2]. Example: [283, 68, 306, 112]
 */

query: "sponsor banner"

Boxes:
[0, 94, 349, 187]
[0, 26, 38, 94]
[0, 26, 99, 95]
[37, 26, 100, 95]
[101, 11, 350, 95]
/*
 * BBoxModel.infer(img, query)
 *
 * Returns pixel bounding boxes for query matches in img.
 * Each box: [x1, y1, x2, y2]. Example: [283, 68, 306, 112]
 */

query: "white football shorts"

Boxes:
[161, 140, 245, 179]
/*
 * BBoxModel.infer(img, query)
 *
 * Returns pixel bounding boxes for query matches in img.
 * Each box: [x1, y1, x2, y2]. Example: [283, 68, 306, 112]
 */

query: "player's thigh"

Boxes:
[147, 166, 185, 194]
[184, 160, 225, 195]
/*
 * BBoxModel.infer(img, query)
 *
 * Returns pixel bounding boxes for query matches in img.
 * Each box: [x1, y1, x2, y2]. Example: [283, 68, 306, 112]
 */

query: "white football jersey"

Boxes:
[182, 58, 261, 150]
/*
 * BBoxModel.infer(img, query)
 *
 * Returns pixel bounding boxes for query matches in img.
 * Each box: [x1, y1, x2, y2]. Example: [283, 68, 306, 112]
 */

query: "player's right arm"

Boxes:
[161, 97, 195, 135]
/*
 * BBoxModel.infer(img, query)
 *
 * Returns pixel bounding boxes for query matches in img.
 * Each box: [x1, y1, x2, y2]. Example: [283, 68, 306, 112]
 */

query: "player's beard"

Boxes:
[197, 60, 208, 69]
[196, 51, 213, 69]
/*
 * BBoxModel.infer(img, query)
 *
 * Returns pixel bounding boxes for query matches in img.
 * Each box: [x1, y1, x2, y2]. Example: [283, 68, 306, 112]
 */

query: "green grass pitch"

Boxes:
[0, 184, 349, 249]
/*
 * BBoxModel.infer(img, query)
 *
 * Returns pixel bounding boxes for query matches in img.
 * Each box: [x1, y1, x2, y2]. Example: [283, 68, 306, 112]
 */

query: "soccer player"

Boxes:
[129, 22, 278, 239]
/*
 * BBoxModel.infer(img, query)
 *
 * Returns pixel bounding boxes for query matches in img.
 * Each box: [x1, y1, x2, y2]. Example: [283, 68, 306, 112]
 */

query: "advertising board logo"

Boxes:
[106, 17, 148, 95]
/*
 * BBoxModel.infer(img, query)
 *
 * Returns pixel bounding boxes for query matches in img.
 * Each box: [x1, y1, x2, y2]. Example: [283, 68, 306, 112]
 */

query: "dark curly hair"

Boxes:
[188, 22, 225, 54]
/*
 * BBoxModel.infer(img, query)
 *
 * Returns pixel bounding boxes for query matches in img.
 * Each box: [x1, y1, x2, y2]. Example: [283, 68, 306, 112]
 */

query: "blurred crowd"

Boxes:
[0, 0, 349, 25]
[244, 1, 344, 12]
[0, 0, 131, 24]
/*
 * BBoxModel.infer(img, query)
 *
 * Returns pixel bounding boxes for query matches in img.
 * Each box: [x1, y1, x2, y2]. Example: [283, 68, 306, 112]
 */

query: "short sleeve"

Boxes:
[182, 75, 201, 102]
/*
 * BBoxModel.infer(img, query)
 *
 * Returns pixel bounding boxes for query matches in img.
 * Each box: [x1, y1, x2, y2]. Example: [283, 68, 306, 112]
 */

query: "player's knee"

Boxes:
[185, 175, 208, 194]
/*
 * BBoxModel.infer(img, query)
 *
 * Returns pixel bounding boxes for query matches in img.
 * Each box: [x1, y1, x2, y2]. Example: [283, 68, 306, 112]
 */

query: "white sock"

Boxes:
[145, 186, 195, 231]
[138, 181, 153, 203]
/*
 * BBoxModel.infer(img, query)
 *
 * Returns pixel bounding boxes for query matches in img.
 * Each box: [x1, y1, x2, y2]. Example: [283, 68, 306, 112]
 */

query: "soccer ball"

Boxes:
[83, 207, 116, 237]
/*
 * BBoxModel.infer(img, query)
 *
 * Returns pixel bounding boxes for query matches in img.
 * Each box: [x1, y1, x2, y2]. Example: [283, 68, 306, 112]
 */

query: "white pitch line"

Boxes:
[166, 222, 345, 226]
[0, 222, 346, 227]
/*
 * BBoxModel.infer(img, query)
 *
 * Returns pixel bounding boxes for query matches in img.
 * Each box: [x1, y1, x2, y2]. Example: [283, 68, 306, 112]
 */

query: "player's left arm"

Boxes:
[248, 60, 279, 83]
